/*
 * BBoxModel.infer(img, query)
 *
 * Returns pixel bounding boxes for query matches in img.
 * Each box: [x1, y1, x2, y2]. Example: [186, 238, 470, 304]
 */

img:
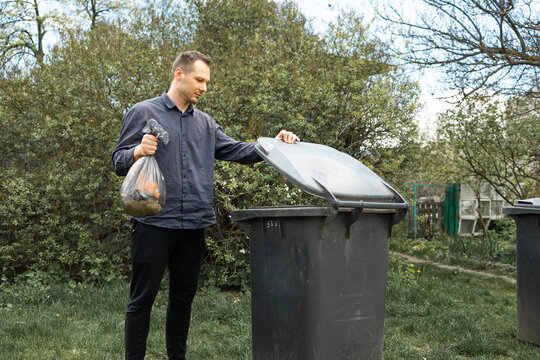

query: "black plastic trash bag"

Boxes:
[120, 119, 170, 218]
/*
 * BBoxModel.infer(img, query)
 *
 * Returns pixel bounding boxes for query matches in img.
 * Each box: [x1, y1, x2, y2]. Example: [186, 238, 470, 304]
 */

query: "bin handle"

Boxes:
[312, 177, 409, 224]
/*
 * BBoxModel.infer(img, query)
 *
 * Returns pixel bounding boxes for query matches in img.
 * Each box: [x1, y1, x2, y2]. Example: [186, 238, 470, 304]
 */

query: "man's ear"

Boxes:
[174, 67, 183, 81]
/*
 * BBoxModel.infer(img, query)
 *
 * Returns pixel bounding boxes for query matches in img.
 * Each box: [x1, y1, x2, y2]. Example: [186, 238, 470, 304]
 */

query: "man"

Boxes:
[112, 50, 299, 360]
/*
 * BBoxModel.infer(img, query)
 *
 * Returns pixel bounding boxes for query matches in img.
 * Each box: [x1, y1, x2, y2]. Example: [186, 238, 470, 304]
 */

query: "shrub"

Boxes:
[0, 0, 421, 287]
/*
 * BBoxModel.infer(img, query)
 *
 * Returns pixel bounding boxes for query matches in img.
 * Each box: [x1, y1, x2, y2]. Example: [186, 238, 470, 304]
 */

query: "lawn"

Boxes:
[384, 257, 537, 359]
[1, 257, 539, 359]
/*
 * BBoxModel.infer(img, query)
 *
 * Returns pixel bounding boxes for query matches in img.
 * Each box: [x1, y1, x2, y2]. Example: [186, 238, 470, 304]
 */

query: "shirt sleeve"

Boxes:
[111, 106, 145, 176]
[214, 127, 262, 164]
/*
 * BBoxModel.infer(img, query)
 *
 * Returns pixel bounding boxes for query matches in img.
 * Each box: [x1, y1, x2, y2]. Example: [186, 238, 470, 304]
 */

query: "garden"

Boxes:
[390, 217, 519, 278]
[1, 0, 539, 358]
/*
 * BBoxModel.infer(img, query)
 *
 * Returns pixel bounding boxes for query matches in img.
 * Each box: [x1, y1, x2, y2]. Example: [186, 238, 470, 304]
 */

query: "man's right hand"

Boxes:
[133, 134, 158, 162]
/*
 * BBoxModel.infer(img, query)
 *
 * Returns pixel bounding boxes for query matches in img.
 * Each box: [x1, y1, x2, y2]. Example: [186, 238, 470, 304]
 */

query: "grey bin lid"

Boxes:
[503, 198, 540, 215]
[255, 137, 408, 210]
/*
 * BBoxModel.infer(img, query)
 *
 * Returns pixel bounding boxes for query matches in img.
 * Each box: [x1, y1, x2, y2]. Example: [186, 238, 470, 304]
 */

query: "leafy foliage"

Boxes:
[0, 0, 421, 286]
[437, 94, 540, 203]
[0, 19, 180, 283]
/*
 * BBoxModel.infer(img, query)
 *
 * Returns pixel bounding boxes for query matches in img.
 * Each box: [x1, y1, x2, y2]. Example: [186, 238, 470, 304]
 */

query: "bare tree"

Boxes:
[68, 0, 124, 30]
[0, 0, 54, 67]
[380, 0, 540, 98]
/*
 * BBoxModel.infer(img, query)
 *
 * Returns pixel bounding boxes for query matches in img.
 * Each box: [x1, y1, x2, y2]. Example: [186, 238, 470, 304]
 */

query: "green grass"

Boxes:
[1, 262, 539, 359]
[384, 258, 538, 359]
[0, 282, 251, 360]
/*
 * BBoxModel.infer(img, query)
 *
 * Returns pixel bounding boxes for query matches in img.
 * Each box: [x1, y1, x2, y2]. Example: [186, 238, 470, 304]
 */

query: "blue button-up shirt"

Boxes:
[112, 92, 261, 229]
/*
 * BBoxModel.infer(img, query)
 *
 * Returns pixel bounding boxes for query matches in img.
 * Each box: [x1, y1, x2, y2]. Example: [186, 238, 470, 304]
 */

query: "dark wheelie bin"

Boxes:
[232, 138, 409, 360]
[503, 198, 540, 346]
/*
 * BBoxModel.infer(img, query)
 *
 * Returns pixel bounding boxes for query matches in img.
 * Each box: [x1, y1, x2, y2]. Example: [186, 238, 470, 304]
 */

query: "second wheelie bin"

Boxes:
[503, 198, 540, 346]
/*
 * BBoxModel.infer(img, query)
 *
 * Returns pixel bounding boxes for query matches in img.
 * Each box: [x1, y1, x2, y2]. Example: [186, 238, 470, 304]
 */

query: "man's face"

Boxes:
[176, 59, 210, 105]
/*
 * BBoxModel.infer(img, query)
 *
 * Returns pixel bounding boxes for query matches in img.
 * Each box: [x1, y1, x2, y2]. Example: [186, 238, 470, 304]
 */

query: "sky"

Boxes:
[289, 0, 453, 137]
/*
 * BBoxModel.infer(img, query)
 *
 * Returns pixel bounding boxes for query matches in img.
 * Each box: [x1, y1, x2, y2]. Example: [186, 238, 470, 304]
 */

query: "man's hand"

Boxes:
[133, 134, 158, 162]
[275, 130, 300, 144]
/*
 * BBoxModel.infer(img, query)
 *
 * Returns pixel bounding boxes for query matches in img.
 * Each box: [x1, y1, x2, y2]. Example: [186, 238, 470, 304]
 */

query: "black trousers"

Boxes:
[125, 220, 206, 360]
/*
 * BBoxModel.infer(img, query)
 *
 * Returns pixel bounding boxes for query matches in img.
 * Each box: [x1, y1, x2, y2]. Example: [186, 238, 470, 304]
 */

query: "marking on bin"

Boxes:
[266, 219, 280, 228]
[263, 218, 282, 244]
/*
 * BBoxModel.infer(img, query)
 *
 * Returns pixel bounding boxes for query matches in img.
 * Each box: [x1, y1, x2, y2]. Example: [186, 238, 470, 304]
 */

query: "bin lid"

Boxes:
[503, 198, 540, 215]
[255, 137, 405, 204]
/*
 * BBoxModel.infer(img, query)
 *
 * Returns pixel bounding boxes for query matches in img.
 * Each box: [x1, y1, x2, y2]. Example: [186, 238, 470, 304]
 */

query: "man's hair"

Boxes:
[171, 51, 212, 80]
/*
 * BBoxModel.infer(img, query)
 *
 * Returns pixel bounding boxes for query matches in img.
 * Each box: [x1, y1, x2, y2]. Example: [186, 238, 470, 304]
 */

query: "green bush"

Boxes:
[0, 0, 421, 287]
[0, 24, 163, 284]
[490, 218, 517, 243]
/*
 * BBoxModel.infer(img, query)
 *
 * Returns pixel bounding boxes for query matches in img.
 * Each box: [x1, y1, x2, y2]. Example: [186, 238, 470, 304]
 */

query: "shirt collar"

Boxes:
[161, 91, 194, 114]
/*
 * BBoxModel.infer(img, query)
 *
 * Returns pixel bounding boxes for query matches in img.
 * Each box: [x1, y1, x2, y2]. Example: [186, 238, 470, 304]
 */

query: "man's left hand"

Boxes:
[275, 130, 300, 144]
